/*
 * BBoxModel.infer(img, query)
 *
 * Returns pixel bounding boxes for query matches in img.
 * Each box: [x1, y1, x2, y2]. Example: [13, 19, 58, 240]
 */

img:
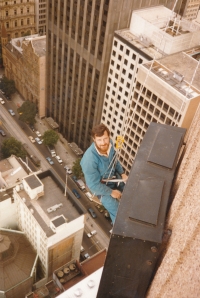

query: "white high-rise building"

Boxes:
[101, 5, 200, 173]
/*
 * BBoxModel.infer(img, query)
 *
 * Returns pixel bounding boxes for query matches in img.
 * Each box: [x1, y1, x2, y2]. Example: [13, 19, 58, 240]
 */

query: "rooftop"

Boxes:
[17, 171, 82, 237]
[0, 230, 37, 292]
[143, 48, 200, 99]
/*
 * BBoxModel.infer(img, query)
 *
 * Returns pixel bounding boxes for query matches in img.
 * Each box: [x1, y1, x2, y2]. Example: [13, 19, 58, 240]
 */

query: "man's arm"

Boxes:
[81, 154, 112, 196]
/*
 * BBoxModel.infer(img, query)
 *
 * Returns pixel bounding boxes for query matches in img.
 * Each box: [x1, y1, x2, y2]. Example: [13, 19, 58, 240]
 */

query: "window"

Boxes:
[126, 49, 130, 55]
[14, 9, 17, 15]
[27, 18, 30, 25]
[132, 53, 136, 60]
[118, 55, 122, 61]
[15, 20, 17, 27]
[120, 45, 123, 51]
[6, 11, 8, 16]
[27, 7, 29, 13]
[114, 40, 118, 47]
[21, 8, 23, 14]
[112, 50, 116, 56]
[21, 19, 23, 25]
[130, 64, 134, 70]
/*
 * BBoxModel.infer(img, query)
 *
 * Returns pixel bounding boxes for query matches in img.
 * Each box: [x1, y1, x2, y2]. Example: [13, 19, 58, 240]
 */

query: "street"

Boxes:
[0, 90, 111, 256]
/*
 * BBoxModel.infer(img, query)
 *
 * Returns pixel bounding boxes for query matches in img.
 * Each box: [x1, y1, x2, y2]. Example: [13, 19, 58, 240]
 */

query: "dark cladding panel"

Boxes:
[148, 127, 184, 169]
[129, 178, 164, 226]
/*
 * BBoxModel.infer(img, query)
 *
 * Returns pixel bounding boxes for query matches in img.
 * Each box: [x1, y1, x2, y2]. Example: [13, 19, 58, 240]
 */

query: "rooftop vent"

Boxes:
[173, 71, 184, 82]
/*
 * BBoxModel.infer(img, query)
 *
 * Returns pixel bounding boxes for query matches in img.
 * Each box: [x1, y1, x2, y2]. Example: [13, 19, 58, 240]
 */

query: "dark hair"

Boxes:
[91, 123, 110, 138]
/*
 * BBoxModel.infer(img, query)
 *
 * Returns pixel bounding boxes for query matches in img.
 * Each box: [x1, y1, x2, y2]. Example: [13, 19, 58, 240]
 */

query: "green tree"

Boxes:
[72, 158, 83, 178]
[42, 129, 59, 146]
[0, 76, 16, 97]
[18, 101, 37, 125]
[1, 137, 26, 158]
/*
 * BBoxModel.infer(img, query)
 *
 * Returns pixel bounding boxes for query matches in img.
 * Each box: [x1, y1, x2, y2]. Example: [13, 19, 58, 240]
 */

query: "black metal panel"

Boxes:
[114, 123, 186, 243]
[97, 123, 186, 298]
[148, 126, 184, 169]
[129, 177, 164, 226]
[97, 236, 161, 298]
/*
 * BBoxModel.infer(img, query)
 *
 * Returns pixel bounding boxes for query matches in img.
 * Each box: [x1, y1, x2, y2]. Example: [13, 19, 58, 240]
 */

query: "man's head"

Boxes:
[92, 123, 110, 154]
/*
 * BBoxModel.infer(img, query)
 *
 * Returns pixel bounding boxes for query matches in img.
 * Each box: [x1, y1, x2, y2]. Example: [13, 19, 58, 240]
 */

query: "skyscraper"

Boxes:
[46, 0, 175, 151]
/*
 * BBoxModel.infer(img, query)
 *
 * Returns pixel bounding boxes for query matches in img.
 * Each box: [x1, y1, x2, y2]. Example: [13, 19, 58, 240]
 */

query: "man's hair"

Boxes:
[92, 123, 110, 138]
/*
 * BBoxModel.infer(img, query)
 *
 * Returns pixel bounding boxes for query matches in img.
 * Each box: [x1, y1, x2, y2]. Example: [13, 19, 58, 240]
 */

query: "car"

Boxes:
[30, 124, 35, 132]
[0, 129, 6, 136]
[87, 230, 97, 238]
[72, 189, 81, 199]
[46, 157, 54, 165]
[28, 136, 35, 143]
[80, 246, 85, 252]
[35, 137, 42, 144]
[72, 175, 77, 182]
[88, 208, 97, 218]
[85, 192, 93, 201]
[0, 98, 5, 104]
[64, 165, 72, 174]
[83, 253, 90, 260]
[55, 155, 63, 163]
[35, 130, 42, 137]
[8, 109, 15, 116]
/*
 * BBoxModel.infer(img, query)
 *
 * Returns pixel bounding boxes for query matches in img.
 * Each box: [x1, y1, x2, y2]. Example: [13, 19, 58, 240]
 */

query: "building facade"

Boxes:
[101, 6, 200, 173]
[0, 0, 35, 41]
[178, 0, 200, 20]
[46, 0, 175, 151]
[35, 0, 46, 35]
[2, 34, 46, 117]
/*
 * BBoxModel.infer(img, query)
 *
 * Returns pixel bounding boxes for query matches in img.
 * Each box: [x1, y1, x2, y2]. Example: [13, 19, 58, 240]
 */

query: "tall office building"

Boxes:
[46, 0, 175, 151]
[178, 0, 200, 20]
[101, 6, 200, 173]
[35, 0, 46, 35]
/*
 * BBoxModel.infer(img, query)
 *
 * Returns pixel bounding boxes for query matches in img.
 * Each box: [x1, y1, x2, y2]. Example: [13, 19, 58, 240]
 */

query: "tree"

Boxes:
[42, 129, 59, 146]
[72, 158, 83, 178]
[18, 101, 37, 125]
[1, 137, 26, 158]
[0, 75, 16, 97]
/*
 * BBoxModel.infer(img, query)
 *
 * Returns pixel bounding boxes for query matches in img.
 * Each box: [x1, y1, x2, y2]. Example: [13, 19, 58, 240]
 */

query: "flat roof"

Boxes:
[24, 174, 42, 189]
[18, 173, 82, 237]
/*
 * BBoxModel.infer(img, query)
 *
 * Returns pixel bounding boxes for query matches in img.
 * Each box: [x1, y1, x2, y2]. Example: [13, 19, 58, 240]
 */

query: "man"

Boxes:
[80, 123, 128, 223]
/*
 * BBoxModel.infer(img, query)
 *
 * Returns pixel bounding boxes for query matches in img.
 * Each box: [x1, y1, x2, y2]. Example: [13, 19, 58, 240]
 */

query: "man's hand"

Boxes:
[121, 173, 128, 183]
[111, 189, 122, 200]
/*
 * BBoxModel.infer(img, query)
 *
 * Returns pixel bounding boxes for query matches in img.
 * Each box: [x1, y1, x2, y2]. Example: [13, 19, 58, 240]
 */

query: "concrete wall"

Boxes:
[147, 104, 200, 297]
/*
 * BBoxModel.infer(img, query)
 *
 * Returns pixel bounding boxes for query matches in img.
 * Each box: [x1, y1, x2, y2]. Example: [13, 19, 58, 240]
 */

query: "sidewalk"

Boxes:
[12, 92, 78, 169]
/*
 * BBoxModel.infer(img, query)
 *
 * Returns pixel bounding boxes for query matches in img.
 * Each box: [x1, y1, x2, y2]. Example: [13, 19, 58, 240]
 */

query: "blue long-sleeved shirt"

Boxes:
[80, 140, 124, 196]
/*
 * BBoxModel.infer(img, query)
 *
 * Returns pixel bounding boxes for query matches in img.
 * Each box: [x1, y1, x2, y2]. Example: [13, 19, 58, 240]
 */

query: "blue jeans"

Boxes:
[101, 181, 125, 224]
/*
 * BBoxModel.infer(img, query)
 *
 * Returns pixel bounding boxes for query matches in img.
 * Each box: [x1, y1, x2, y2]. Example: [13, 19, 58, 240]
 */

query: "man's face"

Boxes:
[93, 130, 110, 154]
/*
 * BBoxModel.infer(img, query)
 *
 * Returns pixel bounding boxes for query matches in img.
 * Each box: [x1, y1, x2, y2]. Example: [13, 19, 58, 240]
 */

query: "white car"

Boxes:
[35, 137, 42, 145]
[28, 136, 35, 143]
[0, 98, 5, 104]
[35, 130, 42, 137]
[64, 165, 72, 174]
[85, 192, 93, 201]
[8, 109, 15, 116]
[55, 155, 63, 163]
[87, 230, 97, 238]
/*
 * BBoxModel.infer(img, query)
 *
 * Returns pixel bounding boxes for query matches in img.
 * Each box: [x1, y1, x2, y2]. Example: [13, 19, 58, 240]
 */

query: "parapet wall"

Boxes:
[147, 104, 200, 297]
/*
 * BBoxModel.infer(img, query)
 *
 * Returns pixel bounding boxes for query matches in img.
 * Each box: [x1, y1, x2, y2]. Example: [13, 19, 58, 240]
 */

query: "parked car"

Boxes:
[55, 155, 63, 163]
[64, 165, 72, 174]
[35, 137, 42, 144]
[0, 98, 5, 104]
[72, 189, 81, 199]
[88, 208, 97, 218]
[29, 124, 35, 131]
[28, 136, 35, 143]
[35, 130, 42, 137]
[87, 230, 97, 238]
[85, 192, 93, 201]
[83, 253, 90, 260]
[8, 109, 15, 116]
[0, 129, 6, 136]
[46, 157, 54, 165]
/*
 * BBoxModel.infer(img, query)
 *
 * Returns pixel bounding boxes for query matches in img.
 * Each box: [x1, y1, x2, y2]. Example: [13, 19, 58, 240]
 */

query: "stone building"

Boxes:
[2, 34, 46, 118]
[35, 0, 46, 35]
[0, 0, 35, 41]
